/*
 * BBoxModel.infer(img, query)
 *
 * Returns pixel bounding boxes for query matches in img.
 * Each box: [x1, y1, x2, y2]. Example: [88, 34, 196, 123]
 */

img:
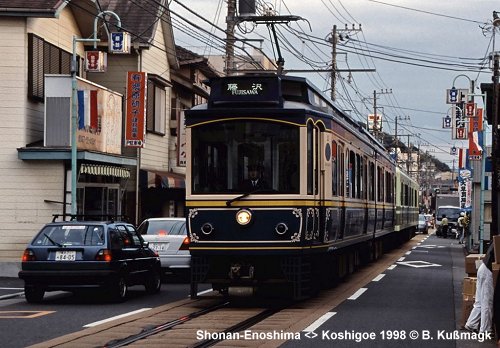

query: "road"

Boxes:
[0, 275, 208, 348]
[1, 233, 496, 348]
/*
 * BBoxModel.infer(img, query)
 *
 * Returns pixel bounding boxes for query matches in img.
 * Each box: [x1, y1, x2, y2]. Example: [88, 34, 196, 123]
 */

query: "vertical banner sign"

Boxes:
[458, 169, 472, 211]
[125, 72, 146, 147]
[465, 102, 476, 117]
[452, 104, 467, 140]
[468, 108, 483, 133]
[178, 110, 186, 167]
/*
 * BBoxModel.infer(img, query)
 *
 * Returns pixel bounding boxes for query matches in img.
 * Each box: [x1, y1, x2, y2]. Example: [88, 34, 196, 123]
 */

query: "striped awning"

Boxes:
[147, 171, 185, 189]
[80, 163, 131, 178]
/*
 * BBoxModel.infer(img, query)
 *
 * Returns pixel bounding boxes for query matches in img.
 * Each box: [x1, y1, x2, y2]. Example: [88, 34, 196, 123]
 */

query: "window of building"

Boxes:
[28, 33, 75, 101]
[146, 75, 168, 135]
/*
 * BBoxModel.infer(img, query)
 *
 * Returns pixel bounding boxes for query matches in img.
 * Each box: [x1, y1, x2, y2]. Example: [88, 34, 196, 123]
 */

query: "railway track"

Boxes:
[31, 235, 423, 348]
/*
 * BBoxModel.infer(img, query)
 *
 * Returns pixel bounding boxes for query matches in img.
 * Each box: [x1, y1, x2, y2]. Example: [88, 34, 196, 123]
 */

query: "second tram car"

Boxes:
[185, 74, 418, 299]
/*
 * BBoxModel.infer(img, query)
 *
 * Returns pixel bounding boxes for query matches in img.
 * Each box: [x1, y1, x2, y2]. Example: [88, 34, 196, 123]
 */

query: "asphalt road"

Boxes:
[282, 234, 496, 348]
[0, 275, 207, 348]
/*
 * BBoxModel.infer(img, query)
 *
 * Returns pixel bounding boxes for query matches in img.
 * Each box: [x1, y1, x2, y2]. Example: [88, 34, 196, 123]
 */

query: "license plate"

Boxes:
[150, 243, 168, 252]
[55, 251, 76, 261]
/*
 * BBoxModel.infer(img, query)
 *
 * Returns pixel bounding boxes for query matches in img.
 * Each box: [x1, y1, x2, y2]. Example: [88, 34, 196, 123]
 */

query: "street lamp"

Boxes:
[71, 37, 99, 216]
[69, 10, 121, 217]
[491, 12, 500, 238]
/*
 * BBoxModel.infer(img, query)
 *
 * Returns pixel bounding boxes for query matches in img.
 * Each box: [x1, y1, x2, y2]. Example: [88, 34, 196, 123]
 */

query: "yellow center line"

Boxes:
[0, 311, 55, 319]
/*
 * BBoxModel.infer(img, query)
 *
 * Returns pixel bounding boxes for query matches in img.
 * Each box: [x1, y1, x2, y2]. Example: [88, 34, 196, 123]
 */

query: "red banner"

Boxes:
[125, 72, 146, 147]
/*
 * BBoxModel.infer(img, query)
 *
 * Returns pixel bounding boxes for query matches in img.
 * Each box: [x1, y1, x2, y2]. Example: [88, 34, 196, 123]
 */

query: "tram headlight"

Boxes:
[236, 209, 252, 226]
[275, 222, 288, 235]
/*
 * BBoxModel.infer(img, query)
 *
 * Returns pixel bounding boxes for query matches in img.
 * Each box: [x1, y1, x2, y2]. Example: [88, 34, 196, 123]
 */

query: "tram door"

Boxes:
[307, 122, 324, 242]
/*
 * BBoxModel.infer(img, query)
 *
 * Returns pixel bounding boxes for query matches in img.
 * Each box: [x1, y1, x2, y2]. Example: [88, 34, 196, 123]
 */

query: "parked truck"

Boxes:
[432, 193, 461, 238]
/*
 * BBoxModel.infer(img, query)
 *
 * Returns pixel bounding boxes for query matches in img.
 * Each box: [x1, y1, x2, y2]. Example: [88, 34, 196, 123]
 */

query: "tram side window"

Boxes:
[347, 150, 356, 198]
[369, 162, 375, 201]
[331, 141, 338, 196]
[385, 171, 391, 203]
[307, 123, 314, 195]
[378, 166, 386, 202]
[356, 154, 361, 199]
[362, 158, 367, 200]
[339, 145, 345, 197]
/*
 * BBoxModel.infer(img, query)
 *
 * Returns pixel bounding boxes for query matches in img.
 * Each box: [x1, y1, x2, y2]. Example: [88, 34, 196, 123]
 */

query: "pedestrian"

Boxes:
[464, 243, 495, 334]
[441, 214, 448, 238]
[458, 212, 466, 244]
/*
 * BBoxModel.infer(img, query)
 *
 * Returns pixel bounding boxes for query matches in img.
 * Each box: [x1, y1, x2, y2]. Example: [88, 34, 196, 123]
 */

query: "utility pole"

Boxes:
[394, 116, 410, 168]
[225, 0, 237, 76]
[329, 24, 362, 101]
[492, 51, 500, 236]
[331, 25, 337, 101]
[371, 89, 392, 141]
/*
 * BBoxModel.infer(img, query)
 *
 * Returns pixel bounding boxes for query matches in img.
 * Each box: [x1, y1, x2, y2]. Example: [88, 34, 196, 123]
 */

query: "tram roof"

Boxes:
[196, 74, 388, 154]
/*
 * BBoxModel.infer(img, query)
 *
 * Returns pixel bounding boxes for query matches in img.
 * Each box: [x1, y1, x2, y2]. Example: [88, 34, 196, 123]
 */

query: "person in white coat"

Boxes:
[465, 243, 495, 333]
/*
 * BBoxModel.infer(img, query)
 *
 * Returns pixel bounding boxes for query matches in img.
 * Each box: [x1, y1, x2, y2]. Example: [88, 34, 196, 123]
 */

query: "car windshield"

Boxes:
[138, 220, 184, 235]
[33, 225, 105, 246]
[437, 208, 461, 220]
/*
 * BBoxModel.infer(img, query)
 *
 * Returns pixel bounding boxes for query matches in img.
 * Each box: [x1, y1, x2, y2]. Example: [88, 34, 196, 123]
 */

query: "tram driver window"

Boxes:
[191, 120, 299, 194]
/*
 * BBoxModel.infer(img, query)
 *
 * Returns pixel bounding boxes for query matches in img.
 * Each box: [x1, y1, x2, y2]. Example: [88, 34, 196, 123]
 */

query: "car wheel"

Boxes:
[110, 276, 128, 302]
[25, 286, 45, 303]
[145, 269, 161, 294]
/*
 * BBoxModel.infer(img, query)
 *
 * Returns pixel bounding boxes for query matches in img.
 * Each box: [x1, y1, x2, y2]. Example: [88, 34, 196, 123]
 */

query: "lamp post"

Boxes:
[491, 12, 500, 237]
[71, 37, 99, 216]
[69, 10, 121, 217]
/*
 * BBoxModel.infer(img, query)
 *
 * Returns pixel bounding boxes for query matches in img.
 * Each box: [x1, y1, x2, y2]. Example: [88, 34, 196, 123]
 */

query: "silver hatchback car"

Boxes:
[137, 218, 190, 276]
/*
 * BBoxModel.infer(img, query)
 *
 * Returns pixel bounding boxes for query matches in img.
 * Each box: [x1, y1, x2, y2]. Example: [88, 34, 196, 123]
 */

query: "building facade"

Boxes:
[0, 0, 178, 275]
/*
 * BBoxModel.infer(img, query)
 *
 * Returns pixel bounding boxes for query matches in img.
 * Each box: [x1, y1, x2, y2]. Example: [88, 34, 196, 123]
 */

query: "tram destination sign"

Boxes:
[209, 76, 282, 107]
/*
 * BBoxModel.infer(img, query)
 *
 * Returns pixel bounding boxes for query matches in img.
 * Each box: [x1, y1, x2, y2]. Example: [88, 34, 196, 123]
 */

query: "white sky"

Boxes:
[171, 0, 500, 167]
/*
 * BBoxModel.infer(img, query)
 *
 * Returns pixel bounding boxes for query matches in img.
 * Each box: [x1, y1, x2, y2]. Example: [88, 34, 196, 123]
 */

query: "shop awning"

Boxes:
[147, 171, 185, 189]
[80, 163, 131, 178]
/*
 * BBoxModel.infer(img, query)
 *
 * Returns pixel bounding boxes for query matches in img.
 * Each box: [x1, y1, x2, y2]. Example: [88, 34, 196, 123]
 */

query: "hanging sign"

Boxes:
[125, 71, 146, 147]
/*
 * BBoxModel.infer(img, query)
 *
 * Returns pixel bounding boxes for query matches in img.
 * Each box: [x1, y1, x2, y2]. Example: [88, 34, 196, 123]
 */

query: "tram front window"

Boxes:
[191, 120, 299, 194]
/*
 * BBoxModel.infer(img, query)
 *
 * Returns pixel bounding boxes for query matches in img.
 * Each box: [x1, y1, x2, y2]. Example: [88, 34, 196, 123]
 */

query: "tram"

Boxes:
[185, 74, 419, 299]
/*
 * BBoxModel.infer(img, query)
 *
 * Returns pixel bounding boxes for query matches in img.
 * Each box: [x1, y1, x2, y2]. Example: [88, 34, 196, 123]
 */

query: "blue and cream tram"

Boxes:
[185, 75, 418, 299]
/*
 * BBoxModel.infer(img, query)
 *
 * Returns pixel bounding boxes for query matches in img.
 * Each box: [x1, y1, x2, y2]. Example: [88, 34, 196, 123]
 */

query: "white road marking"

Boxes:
[196, 288, 213, 296]
[405, 251, 411, 255]
[303, 312, 337, 332]
[372, 274, 385, 282]
[83, 308, 152, 327]
[398, 257, 405, 262]
[348, 288, 367, 300]
[387, 264, 397, 270]
[396, 260, 441, 268]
